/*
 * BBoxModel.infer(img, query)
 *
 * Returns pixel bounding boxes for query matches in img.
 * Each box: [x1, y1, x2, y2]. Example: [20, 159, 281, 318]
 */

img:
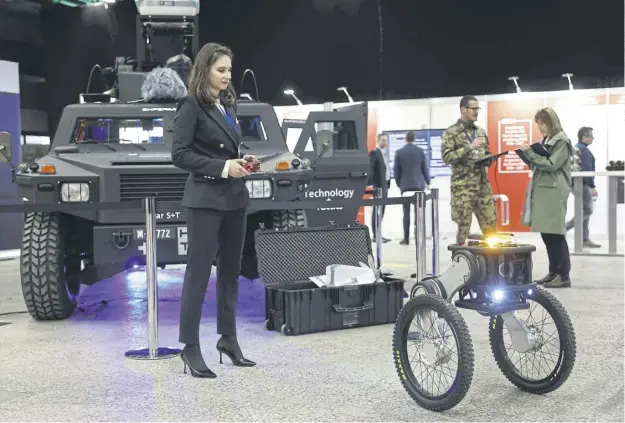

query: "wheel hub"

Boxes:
[407, 331, 453, 367]
[526, 324, 545, 352]
[432, 339, 453, 366]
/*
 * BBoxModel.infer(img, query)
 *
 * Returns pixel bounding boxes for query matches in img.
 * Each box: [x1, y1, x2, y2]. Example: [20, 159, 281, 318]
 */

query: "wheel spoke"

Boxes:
[393, 294, 474, 412]
[489, 287, 575, 394]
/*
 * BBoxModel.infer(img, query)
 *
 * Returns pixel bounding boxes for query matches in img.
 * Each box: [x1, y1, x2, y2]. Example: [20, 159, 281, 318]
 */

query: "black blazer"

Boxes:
[171, 95, 249, 211]
[368, 148, 388, 188]
[393, 143, 430, 192]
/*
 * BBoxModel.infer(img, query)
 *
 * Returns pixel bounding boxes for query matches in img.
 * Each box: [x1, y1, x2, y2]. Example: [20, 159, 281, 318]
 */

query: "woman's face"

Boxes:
[537, 120, 549, 136]
[208, 54, 232, 94]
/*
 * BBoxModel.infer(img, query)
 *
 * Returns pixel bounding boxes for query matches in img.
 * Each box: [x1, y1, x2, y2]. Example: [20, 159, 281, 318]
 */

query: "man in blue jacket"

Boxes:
[394, 131, 431, 245]
[566, 126, 600, 248]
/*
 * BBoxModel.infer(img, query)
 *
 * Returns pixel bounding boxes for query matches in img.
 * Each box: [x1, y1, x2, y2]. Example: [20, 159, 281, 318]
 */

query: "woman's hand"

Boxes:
[228, 159, 250, 178]
[518, 143, 531, 151]
[242, 154, 259, 163]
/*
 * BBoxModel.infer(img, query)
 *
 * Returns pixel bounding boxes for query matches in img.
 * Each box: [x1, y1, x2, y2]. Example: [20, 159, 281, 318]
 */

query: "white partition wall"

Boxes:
[273, 88, 625, 244]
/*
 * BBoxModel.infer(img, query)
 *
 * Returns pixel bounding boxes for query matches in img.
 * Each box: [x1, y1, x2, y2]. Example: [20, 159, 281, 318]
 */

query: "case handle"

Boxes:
[333, 301, 373, 313]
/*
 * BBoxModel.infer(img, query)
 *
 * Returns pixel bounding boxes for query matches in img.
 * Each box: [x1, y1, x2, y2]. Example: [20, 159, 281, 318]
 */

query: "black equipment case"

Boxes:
[254, 224, 406, 336]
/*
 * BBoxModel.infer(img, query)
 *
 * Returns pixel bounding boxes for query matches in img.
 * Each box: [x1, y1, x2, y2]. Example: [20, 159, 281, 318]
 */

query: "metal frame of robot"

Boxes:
[395, 213, 577, 412]
[0, 189, 436, 357]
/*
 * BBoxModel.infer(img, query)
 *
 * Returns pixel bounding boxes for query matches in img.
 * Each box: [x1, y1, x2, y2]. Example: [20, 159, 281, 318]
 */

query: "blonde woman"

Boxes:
[517, 107, 573, 289]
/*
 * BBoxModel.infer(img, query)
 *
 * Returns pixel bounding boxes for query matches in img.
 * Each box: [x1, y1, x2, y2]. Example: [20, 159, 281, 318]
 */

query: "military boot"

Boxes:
[544, 275, 571, 288]
[534, 272, 557, 285]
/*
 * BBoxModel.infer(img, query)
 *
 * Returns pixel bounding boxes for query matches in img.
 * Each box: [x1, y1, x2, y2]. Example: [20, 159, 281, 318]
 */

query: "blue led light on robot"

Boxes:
[493, 290, 505, 302]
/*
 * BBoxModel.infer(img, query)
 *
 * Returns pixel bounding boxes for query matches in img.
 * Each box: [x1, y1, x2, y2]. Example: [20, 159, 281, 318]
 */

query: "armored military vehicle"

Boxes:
[10, 96, 371, 321]
[7, 0, 371, 321]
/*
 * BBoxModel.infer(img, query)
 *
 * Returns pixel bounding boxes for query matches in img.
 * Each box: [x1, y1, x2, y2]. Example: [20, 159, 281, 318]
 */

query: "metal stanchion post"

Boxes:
[374, 187, 383, 269]
[608, 175, 618, 255]
[430, 188, 440, 277]
[413, 191, 426, 282]
[125, 197, 181, 360]
[419, 192, 427, 278]
[573, 177, 584, 253]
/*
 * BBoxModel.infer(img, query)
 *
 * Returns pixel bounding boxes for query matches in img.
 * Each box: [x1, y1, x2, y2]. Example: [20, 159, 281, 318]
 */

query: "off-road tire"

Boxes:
[272, 209, 307, 229]
[21, 212, 78, 320]
[488, 286, 576, 394]
[393, 294, 474, 412]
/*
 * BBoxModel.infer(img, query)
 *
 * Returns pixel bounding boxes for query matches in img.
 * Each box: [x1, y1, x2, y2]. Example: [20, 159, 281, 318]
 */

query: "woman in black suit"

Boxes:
[171, 42, 258, 378]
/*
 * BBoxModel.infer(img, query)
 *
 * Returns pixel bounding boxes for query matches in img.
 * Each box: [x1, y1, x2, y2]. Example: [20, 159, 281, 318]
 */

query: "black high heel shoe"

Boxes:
[216, 337, 256, 367]
[180, 349, 217, 378]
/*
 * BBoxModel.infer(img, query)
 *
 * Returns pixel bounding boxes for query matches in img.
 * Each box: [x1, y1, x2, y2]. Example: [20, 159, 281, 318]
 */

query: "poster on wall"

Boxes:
[427, 129, 451, 177]
[487, 98, 544, 232]
[497, 118, 532, 174]
[383, 129, 450, 179]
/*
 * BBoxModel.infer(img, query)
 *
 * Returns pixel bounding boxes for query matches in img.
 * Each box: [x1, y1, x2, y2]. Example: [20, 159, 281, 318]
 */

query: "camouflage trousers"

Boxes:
[450, 183, 498, 244]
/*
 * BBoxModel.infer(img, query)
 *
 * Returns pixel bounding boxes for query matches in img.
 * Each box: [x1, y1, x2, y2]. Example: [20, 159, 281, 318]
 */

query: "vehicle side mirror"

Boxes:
[0, 131, 12, 163]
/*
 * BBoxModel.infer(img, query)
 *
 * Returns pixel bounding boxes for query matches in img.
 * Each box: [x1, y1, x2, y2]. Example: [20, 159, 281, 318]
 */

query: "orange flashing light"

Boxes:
[39, 164, 57, 174]
[275, 161, 290, 171]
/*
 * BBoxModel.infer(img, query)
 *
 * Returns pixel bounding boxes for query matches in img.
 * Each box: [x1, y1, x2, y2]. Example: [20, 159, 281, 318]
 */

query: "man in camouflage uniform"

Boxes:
[441, 95, 498, 245]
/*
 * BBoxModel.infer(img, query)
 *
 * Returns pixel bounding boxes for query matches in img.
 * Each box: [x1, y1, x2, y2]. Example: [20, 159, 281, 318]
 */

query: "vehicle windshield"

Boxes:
[238, 115, 267, 142]
[71, 117, 165, 145]
[71, 115, 268, 144]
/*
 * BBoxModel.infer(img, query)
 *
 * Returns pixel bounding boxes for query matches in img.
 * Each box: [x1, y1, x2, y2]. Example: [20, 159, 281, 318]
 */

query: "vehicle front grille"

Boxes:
[119, 173, 187, 202]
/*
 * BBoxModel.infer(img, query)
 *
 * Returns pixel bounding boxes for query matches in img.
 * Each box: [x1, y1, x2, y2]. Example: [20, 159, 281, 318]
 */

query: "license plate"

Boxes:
[134, 228, 175, 239]
[134, 226, 188, 256]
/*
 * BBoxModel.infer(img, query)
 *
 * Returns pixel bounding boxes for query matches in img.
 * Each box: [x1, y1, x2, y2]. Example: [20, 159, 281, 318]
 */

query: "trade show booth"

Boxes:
[275, 87, 625, 250]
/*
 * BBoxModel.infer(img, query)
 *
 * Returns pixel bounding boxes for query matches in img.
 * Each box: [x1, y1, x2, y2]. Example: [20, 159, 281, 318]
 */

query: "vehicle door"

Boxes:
[292, 103, 370, 227]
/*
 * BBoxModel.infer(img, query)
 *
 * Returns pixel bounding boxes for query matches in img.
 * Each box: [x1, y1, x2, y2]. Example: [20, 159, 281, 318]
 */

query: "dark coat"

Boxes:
[171, 95, 249, 211]
[368, 148, 388, 188]
[393, 143, 430, 192]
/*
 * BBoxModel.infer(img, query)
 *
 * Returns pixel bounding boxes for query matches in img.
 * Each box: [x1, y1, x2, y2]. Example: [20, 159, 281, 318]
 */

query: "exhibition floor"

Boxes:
[0, 234, 623, 422]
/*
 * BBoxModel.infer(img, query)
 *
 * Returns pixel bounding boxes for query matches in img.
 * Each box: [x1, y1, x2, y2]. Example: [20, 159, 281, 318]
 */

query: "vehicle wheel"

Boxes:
[20, 212, 80, 321]
[264, 319, 274, 331]
[410, 277, 448, 299]
[272, 209, 307, 229]
[280, 324, 293, 335]
[489, 286, 576, 394]
[393, 294, 474, 412]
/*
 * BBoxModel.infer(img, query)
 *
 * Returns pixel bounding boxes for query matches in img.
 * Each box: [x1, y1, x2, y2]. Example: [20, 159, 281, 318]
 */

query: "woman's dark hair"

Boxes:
[534, 107, 563, 138]
[187, 42, 237, 107]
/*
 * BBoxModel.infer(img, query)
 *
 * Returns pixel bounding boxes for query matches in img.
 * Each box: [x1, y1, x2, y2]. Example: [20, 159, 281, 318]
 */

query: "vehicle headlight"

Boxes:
[245, 180, 272, 199]
[60, 182, 90, 202]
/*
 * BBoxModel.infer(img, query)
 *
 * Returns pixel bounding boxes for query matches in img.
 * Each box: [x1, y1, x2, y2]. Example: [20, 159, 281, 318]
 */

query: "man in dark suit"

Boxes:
[394, 131, 431, 245]
[369, 133, 391, 243]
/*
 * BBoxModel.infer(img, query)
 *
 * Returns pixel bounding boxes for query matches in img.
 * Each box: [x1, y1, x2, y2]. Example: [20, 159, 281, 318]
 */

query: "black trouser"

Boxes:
[179, 207, 247, 345]
[402, 187, 425, 242]
[370, 183, 388, 237]
[540, 233, 571, 279]
[565, 184, 593, 242]
[402, 203, 411, 241]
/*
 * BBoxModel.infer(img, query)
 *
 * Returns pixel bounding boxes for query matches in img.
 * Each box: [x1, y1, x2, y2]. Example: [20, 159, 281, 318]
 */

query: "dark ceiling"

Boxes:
[0, 0, 623, 108]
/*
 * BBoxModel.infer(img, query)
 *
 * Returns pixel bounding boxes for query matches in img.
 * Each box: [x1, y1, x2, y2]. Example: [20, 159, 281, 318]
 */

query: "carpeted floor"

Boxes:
[0, 234, 623, 422]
